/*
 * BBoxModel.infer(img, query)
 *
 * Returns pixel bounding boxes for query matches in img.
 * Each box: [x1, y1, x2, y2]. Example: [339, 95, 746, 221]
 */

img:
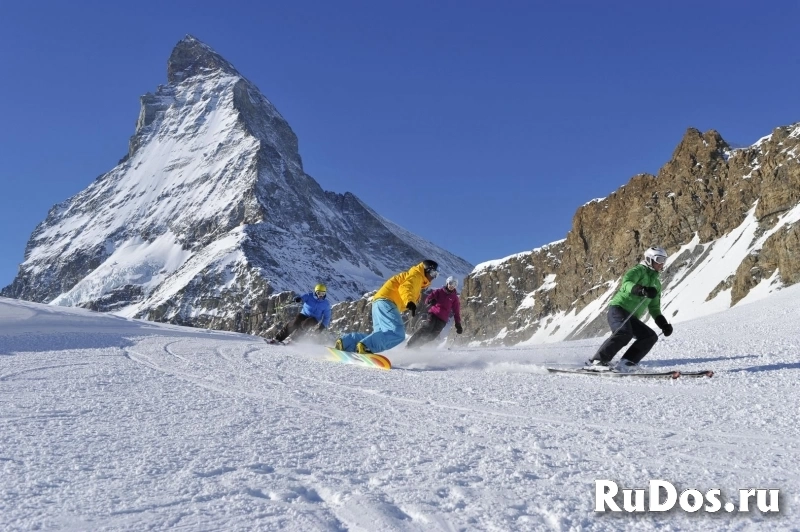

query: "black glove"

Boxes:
[428, 299, 436, 306]
[406, 302, 416, 317]
[632, 285, 657, 298]
[294, 296, 302, 303]
[455, 323, 463, 334]
[316, 323, 326, 331]
[654, 315, 673, 336]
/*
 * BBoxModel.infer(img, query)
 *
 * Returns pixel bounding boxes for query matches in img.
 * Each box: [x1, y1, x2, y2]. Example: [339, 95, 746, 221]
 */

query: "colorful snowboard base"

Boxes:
[325, 347, 392, 370]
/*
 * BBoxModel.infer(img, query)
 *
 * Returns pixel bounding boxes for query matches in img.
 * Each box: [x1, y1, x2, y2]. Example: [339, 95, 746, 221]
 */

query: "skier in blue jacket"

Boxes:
[272, 283, 331, 343]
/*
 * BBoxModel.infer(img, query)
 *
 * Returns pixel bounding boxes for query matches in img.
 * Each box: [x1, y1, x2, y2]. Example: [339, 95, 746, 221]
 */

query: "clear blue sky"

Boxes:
[1, 1, 797, 287]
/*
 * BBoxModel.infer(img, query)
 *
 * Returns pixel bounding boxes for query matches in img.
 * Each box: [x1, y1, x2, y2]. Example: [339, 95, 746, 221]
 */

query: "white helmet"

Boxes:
[643, 246, 668, 269]
[445, 276, 458, 289]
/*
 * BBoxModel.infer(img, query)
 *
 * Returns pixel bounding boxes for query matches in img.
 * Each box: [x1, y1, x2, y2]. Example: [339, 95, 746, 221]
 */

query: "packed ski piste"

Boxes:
[270, 248, 712, 378]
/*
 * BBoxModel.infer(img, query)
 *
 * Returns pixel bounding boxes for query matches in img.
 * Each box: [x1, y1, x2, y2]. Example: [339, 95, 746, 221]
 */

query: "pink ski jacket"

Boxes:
[425, 287, 461, 325]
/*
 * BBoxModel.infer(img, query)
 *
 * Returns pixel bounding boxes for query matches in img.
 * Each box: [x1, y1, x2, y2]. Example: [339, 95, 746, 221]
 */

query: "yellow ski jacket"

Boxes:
[374, 262, 431, 310]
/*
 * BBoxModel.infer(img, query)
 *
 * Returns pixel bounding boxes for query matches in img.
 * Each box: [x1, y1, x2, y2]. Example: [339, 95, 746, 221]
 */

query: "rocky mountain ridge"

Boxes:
[450, 124, 800, 346]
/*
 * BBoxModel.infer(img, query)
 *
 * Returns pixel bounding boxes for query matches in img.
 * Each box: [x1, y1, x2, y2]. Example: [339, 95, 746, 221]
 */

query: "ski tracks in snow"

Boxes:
[2, 318, 800, 530]
[110, 335, 798, 529]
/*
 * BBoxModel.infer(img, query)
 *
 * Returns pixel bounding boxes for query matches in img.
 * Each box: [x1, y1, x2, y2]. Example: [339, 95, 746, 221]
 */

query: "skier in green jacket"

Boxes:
[587, 246, 674, 372]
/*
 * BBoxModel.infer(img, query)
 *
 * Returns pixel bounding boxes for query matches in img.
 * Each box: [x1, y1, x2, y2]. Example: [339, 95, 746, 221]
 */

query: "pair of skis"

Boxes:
[264, 338, 291, 346]
[546, 366, 713, 379]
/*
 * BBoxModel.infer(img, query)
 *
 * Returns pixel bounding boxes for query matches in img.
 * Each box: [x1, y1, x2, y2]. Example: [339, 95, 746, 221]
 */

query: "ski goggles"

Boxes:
[426, 269, 439, 279]
[446, 279, 457, 289]
[652, 255, 667, 265]
[315, 290, 327, 299]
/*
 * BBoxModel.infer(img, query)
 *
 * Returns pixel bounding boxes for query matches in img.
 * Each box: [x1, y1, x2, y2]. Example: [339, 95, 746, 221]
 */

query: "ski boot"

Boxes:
[585, 359, 612, 372]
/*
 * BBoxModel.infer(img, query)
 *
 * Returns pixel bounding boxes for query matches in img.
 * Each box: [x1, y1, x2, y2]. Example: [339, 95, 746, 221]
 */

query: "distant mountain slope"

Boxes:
[1, 36, 472, 334]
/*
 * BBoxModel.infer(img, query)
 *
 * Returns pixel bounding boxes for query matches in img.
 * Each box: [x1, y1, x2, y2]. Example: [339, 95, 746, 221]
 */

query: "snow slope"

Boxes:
[1, 285, 799, 530]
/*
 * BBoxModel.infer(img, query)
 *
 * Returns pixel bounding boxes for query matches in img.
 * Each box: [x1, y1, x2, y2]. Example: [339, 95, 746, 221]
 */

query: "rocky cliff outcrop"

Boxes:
[456, 124, 800, 346]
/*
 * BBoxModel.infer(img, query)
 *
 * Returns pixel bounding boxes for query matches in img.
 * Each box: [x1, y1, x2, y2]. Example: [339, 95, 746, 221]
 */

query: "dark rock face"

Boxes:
[167, 35, 240, 84]
[1, 36, 472, 336]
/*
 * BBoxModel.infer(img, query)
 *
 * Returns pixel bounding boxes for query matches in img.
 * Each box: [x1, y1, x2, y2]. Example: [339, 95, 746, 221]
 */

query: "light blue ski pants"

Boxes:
[340, 298, 406, 353]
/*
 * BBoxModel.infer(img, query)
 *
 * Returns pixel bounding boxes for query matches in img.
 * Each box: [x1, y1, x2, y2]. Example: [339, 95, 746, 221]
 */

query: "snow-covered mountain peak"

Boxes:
[2, 36, 472, 334]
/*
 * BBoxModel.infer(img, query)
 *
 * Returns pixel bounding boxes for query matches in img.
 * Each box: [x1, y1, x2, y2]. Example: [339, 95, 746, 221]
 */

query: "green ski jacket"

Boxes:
[608, 263, 663, 320]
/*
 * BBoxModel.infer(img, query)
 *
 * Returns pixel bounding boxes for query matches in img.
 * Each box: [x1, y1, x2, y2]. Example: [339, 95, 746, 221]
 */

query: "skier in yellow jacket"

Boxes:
[336, 260, 439, 354]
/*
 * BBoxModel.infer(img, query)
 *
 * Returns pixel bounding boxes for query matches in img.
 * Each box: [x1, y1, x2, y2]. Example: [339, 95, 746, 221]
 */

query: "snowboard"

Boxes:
[325, 347, 392, 370]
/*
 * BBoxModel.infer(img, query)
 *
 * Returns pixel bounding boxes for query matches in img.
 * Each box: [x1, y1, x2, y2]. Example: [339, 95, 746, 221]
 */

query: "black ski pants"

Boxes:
[406, 315, 447, 348]
[593, 305, 658, 364]
[274, 313, 318, 342]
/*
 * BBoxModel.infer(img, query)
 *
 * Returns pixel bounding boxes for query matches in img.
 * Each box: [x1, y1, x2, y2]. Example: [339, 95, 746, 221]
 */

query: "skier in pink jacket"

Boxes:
[406, 276, 463, 348]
